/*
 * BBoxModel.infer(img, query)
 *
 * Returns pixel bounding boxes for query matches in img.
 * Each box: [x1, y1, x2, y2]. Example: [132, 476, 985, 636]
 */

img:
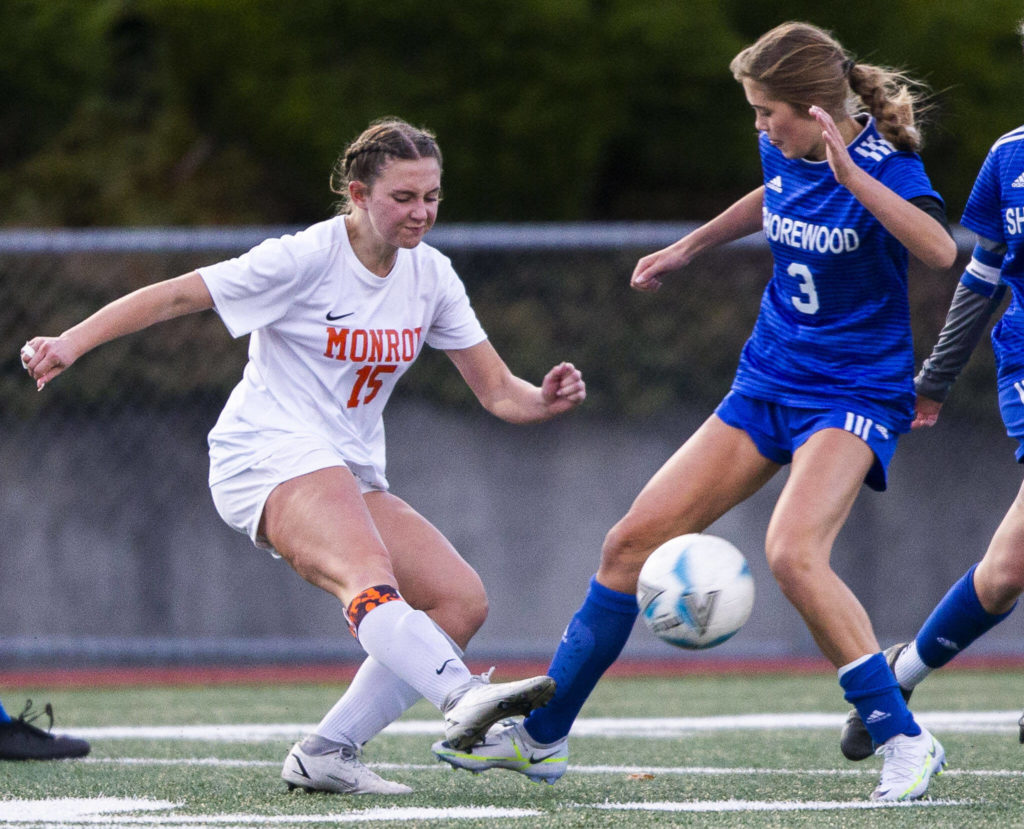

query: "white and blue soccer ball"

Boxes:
[636, 533, 755, 650]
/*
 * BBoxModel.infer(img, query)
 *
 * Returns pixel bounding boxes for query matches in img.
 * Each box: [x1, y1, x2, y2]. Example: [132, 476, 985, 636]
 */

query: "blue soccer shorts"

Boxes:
[715, 391, 899, 492]
[998, 379, 1024, 462]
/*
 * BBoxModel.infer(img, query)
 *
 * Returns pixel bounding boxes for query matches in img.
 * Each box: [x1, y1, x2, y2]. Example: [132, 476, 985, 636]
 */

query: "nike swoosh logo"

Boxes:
[326, 311, 354, 321]
[528, 750, 561, 764]
[291, 755, 311, 779]
[436, 658, 456, 675]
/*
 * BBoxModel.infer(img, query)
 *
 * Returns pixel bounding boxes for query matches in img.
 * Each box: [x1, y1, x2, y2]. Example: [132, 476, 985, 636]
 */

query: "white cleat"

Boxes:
[282, 738, 412, 795]
[432, 718, 568, 784]
[870, 726, 945, 802]
[442, 669, 556, 751]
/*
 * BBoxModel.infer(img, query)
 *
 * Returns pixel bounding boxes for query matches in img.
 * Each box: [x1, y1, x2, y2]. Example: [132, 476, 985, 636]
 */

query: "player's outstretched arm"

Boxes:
[631, 186, 764, 292]
[446, 339, 585, 424]
[21, 271, 214, 390]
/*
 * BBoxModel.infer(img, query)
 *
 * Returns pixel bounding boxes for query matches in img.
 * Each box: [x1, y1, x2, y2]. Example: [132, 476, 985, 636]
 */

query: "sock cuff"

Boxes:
[587, 575, 639, 614]
[838, 652, 896, 702]
[346, 584, 404, 637]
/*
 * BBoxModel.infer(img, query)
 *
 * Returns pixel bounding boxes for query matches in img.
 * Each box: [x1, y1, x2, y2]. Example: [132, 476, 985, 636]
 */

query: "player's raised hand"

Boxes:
[541, 361, 586, 412]
[810, 106, 857, 186]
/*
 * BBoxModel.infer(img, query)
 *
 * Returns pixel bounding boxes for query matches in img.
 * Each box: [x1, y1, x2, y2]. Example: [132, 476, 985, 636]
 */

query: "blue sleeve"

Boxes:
[876, 152, 942, 204]
[961, 150, 1004, 244]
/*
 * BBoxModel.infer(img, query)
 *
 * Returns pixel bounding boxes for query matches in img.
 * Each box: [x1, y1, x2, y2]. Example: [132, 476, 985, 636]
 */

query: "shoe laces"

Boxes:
[476, 666, 495, 684]
[15, 699, 55, 733]
[874, 733, 926, 781]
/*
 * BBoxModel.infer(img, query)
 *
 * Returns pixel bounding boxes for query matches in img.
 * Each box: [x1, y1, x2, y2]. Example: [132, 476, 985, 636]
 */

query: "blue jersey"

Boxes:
[960, 125, 1024, 391]
[732, 116, 942, 433]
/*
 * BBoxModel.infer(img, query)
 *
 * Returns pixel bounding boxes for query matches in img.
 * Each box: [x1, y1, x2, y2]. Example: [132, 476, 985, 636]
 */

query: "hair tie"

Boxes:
[842, 58, 856, 77]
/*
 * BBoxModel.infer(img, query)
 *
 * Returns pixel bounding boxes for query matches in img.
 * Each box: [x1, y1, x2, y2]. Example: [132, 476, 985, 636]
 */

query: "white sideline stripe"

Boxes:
[0, 797, 974, 825]
[79, 757, 1024, 779]
[0, 798, 542, 824]
[79, 757, 1024, 773]
[596, 799, 973, 813]
[70, 710, 1021, 741]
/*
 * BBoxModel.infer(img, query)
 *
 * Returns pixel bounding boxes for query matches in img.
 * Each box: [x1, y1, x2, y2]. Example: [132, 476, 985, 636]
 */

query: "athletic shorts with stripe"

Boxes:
[715, 390, 898, 492]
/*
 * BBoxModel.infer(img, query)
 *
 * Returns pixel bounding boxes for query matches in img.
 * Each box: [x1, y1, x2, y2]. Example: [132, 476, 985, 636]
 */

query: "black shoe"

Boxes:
[840, 643, 910, 762]
[1018, 711, 1024, 744]
[0, 700, 91, 760]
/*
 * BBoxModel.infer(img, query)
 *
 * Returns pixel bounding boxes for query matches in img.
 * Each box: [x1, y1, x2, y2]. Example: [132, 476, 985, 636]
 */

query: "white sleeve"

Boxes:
[424, 269, 488, 350]
[198, 235, 311, 338]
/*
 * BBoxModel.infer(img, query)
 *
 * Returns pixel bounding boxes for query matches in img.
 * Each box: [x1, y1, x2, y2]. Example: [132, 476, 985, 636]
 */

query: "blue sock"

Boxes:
[916, 564, 1015, 668]
[0, 700, 9, 723]
[839, 652, 920, 744]
[524, 575, 638, 744]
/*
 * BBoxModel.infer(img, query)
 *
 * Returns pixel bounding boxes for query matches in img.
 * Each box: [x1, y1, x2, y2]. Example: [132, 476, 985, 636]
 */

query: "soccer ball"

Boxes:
[636, 533, 755, 650]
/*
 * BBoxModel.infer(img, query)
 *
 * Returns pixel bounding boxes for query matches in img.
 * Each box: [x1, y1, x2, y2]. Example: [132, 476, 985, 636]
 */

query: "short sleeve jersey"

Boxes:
[732, 116, 942, 433]
[199, 215, 487, 489]
[960, 125, 1024, 390]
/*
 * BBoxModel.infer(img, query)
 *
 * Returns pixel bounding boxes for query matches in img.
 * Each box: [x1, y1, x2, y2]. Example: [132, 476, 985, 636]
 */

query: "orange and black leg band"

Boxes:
[345, 584, 403, 637]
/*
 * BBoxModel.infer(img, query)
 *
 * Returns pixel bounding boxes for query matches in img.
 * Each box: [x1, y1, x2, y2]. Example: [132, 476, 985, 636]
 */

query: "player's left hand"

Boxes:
[911, 395, 943, 429]
[541, 361, 586, 412]
[20, 335, 77, 391]
[810, 106, 857, 186]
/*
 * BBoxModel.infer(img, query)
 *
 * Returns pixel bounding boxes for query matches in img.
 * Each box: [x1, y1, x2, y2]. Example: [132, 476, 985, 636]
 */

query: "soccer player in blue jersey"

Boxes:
[840, 19, 1024, 763]
[433, 21, 957, 802]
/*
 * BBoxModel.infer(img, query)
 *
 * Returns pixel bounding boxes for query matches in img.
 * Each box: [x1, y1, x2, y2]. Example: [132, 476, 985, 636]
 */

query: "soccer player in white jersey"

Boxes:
[20, 117, 586, 795]
[433, 22, 956, 802]
[840, 18, 1024, 763]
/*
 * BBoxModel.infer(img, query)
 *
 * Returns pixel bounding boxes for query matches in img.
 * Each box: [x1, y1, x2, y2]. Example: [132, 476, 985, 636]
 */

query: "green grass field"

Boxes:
[3, 668, 1024, 827]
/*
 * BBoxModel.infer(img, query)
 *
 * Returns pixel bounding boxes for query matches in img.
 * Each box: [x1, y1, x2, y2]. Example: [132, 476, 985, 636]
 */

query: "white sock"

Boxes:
[355, 600, 472, 709]
[316, 625, 468, 746]
[893, 641, 932, 690]
[315, 657, 421, 746]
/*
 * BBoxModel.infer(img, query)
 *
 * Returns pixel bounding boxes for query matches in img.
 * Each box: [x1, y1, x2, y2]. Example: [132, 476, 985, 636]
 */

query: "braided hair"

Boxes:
[330, 118, 443, 214]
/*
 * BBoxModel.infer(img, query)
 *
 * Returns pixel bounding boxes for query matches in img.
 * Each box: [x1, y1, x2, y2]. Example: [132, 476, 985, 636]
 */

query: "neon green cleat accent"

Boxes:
[432, 718, 568, 784]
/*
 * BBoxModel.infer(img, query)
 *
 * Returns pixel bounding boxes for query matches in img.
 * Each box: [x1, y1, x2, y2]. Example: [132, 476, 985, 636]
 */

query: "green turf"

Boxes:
[3, 669, 1024, 828]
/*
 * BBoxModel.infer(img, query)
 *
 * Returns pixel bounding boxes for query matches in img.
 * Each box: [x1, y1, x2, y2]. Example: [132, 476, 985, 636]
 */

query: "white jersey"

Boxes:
[199, 215, 487, 489]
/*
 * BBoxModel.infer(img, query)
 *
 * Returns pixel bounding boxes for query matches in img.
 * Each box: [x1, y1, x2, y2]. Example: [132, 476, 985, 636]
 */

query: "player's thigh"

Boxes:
[262, 466, 393, 598]
[605, 415, 779, 561]
[364, 491, 487, 637]
[768, 428, 872, 561]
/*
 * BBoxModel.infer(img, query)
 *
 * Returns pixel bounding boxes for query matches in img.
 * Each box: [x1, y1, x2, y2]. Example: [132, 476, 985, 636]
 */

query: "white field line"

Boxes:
[69, 710, 1021, 742]
[0, 798, 543, 825]
[594, 799, 975, 813]
[0, 797, 978, 827]
[78, 756, 1024, 779]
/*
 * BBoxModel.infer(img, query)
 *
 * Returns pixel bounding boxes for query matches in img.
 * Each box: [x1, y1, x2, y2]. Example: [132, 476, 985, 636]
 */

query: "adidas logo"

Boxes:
[766, 175, 783, 193]
[1012, 171, 1024, 188]
[865, 709, 892, 725]
[853, 136, 896, 161]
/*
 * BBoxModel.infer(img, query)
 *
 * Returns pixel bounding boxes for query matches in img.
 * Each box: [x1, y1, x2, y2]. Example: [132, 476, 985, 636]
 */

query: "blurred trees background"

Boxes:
[3, 0, 1023, 227]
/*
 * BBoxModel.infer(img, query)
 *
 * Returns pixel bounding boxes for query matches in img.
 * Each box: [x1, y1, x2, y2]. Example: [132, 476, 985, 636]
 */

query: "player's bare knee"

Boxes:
[976, 557, 1024, 611]
[599, 521, 655, 587]
[765, 543, 816, 597]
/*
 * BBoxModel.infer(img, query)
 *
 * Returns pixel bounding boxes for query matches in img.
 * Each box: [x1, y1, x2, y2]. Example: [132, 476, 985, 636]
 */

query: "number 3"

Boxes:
[787, 262, 820, 315]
